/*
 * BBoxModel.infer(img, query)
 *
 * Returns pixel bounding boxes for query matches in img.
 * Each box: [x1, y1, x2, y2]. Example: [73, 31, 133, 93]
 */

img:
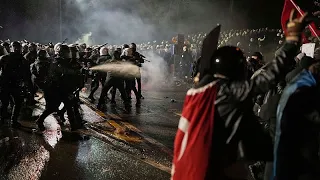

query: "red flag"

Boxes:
[171, 81, 217, 180]
[281, 0, 320, 39]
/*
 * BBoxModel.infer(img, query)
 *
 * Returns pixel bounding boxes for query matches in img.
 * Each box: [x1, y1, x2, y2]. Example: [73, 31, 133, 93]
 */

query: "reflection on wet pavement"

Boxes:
[8, 146, 49, 180]
[0, 128, 49, 180]
[0, 88, 187, 179]
[41, 137, 170, 180]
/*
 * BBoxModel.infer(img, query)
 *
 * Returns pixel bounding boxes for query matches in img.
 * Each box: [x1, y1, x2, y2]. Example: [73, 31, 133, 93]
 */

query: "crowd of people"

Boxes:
[172, 11, 320, 180]
[0, 41, 145, 131]
[0, 25, 316, 131]
[0, 9, 319, 180]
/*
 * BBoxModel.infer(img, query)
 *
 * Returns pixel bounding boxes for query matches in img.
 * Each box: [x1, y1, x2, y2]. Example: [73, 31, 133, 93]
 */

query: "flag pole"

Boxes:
[289, 0, 320, 41]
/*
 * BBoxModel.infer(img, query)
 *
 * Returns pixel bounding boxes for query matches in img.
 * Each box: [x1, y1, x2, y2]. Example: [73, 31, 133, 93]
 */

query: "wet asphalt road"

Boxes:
[0, 85, 189, 180]
[101, 90, 186, 149]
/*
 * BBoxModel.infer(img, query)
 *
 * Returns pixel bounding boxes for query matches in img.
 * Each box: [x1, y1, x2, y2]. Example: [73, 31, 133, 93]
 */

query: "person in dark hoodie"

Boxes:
[172, 11, 310, 180]
[259, 54, 310, 180]
[273, 46, 320, 180]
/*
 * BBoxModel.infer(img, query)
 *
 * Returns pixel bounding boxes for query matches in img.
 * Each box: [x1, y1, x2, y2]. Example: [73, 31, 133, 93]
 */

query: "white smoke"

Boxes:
[66, 0, 156, 44]
[67, 0, 169, 89]
[75, 32, 93, 45]
[141, 51, 168, 90]
[89, 52, 168, 90]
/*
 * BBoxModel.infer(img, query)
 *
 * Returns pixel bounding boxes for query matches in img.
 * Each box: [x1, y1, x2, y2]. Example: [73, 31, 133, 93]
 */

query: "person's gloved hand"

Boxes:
[286, 10, 311, 42]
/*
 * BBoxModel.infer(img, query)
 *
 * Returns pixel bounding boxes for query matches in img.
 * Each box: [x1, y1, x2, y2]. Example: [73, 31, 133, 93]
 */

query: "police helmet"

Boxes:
[100, 47, 109, 56]
[57, 44, 70, 59]
[54, 43, 62, 54]
[37, 49, 48, 60]
[130, 43, 136, 49]
[11, 41, 22, 53]
[69, 44, 80, 59]
[11, 41, 21, 48]
[2, 42, 9, 47]
[212, 46, 246, 80]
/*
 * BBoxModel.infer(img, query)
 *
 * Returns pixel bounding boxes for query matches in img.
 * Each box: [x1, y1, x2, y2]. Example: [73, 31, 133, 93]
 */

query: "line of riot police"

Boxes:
[0, 40, 146, 131]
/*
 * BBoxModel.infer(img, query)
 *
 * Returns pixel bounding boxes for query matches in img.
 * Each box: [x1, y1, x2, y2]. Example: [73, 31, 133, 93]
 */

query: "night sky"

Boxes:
[0, 0, 317, 43]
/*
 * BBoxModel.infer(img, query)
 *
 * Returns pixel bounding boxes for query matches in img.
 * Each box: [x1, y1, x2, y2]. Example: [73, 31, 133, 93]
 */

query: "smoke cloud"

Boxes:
[141, 51, 168, 90]
[75, 32, 93, 45]
[65, 0, 157, 44]
[62, 0, 236, 45]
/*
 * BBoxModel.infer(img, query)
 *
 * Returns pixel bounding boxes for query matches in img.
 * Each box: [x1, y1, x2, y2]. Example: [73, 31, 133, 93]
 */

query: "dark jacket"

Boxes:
[24, 51, 37, 65]
[196, 41, 299, 179]
[0, 53, 31, 89]
[274, 70, 320, 180]
[30, 59, 50, 88]
[45, 58, 81, 95]
[259, 81, 285, 141]
[132, 51, 145, 67]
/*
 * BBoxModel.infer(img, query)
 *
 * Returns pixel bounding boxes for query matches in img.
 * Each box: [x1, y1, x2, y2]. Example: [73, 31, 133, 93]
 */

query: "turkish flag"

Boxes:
[171, 81, 217, 180]
[281, 0, 320, 40]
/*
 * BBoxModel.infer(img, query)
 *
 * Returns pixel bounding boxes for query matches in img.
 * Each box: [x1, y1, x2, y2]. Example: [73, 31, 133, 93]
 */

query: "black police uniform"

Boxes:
[97, 59, 129, 110]
[132, 50, 144, 98]
[30, 52, 50, 91]
[37, 46, 82, 131]
[88, 54, 111, 101]
[0, 49, 32, 127]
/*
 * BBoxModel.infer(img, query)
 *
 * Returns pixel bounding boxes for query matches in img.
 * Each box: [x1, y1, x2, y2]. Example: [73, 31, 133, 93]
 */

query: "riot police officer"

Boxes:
[37, 45, 82, 131]
[96, 50, 130, 110]
[30, 49, 51, 91]
[0, 41, 32, 127]
[88, 47, 111, 102]
[57, 44, 84, 127]
[130, 43, 144, 99]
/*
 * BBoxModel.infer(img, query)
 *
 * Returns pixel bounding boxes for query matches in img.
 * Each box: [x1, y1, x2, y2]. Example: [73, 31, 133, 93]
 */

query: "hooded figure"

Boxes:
[274, 47, 320, 180]
[172, 11, 310, 180]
